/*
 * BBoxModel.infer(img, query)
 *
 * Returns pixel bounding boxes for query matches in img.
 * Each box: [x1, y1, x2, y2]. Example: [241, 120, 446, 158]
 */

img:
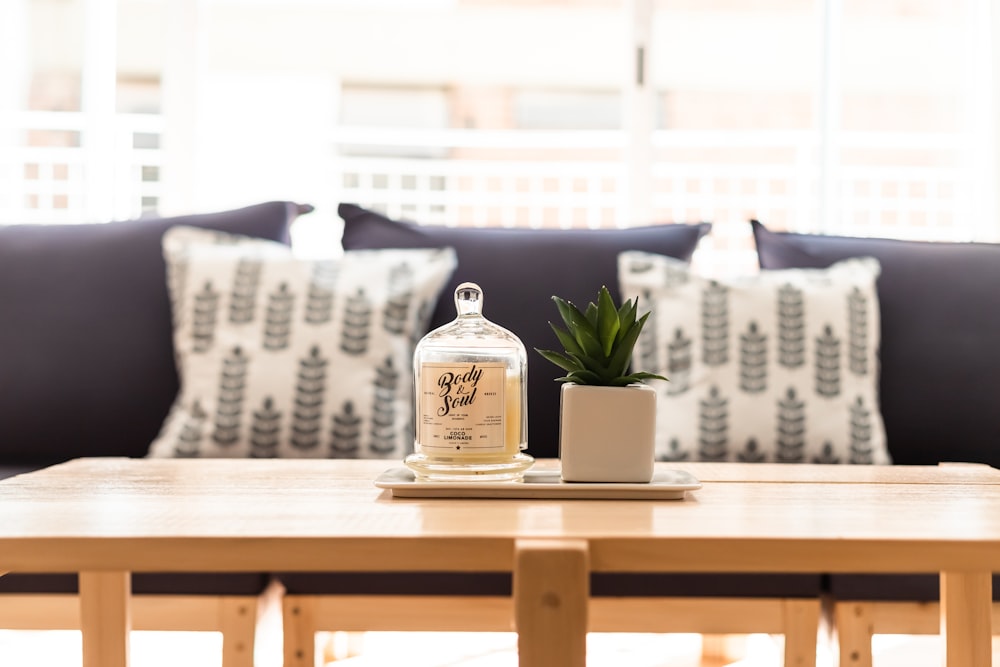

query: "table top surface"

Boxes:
[1, 458, 999, 574]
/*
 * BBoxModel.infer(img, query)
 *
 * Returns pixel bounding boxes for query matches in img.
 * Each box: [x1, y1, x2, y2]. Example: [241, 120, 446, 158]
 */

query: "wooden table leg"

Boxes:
[940, 570, 991, 667]
[514, 539, 589, 667]
[79, 571, 131, 667]
[782, 598, 820, 667]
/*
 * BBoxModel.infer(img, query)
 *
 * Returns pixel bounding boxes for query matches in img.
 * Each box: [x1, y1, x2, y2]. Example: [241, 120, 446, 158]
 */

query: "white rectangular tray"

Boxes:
[374, 467, 701, 500]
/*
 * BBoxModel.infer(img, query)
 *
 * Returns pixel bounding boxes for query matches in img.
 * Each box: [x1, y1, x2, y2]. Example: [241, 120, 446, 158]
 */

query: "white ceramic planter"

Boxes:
[558, 383, 657, 483]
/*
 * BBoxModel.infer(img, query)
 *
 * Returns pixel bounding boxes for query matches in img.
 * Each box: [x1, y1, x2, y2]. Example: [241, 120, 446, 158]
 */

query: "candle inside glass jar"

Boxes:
[405, 282, 534, 481]
[504, 372, 524, 455]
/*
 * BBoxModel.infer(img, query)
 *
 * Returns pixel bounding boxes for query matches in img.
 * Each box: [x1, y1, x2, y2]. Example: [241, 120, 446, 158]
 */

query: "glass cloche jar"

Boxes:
[404, 282, 534, 481]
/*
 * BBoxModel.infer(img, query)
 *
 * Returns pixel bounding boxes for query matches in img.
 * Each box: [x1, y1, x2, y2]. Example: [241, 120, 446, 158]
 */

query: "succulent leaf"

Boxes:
[553, 296, 589, 333]
[605, 311, 650, 379]
[550, 323, 585, 358]
[560, 369, 603, 384]
[573, 326, 603, 361]
[569, 351, 608, 376]
[539, 288, 668, 386]
[616, 298, 638, 344]
[553, 297, 602, 359]
[535, 349, 579, 373]
[596, 286, 620, 358]
[627, 371, 668, 382]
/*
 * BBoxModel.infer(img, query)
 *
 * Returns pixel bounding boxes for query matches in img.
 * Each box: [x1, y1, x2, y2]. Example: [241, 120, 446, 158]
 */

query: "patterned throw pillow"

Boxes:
[752, 220, 1000, 467]
[619, 251, 890, 465]
[147, 227, 457, 458]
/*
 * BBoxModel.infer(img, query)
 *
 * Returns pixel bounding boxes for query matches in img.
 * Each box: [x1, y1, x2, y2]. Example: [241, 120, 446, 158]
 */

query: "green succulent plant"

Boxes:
[535, 285, 668, 387]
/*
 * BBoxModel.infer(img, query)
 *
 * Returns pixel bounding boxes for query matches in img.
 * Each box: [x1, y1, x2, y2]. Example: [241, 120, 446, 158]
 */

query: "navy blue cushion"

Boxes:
[829, 573, 1000, 602]
[0, 202, 308, 465]
[339, 203, 711, 458]
[0, 463, 45, 481]
[751, 220, 1000, 467]
[277, 572, 822, 598]
[591, 573, 822, 599]
[0, 573, 269, 596]
[278, 572, 511, 597]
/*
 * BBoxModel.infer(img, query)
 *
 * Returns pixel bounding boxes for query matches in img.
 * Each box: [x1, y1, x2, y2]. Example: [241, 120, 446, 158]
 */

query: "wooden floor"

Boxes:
[2, 629, 999, 667]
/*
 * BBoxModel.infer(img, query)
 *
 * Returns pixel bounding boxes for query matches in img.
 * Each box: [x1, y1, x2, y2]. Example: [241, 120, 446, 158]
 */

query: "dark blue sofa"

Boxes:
[3, 201, 996, 667]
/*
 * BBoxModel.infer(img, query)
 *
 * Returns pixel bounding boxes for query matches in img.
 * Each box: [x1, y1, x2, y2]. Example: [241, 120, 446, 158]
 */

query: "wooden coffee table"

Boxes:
[0, 458, 998, 667]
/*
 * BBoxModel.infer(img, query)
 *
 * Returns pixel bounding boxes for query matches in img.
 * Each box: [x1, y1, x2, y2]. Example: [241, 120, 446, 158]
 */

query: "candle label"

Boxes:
[418, 362, 506, 453]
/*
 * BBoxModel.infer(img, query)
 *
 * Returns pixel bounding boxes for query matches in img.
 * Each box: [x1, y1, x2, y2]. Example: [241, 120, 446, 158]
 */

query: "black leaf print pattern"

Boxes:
[383, 262, 414, 335]
[191, 281, 220, 353]
[175, 399, 208, 458]
[776, 387, 806, 463]
[848, 287, 869, 376]
[263, 283, 295, 351]
[777, 283, 805, 368]
[849, 396, 875, 464]
[290, 346, 328, 451]
[813, 441, 841, 464]
[305, 260, 337, 325]
[250, 397, 282, 458]
[330, 401, 362, 457]
[666, 327, 693, 396]
[739, 321, 768, 394]
[658, 437, 690, 462]
[411, 299, 433, 351]
[698, 386, 729, 461]
[368, 356, 399, 456]
[660, 261, 691, 288]
[815, 324, 841, 397]
[212, 346, 248, 446]
[626, 257, 656, 274]
[738, 438, 766, 463]
[701, 281, 729, 366]
[229, 258, 262, 324]
[341, 288, 372, 356]
[637, 289, 658, 372]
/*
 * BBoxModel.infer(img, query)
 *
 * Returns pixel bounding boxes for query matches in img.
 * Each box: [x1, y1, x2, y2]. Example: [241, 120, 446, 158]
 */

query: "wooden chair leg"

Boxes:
[321, 631, 366, 662]
[282, 596, 318, 667]
[219, 597, 257, 667]
[834, 602, 873, 667]
[782, 599, 820, 667]
[701, 634, 727, 660]
[701, 634, 745, 661]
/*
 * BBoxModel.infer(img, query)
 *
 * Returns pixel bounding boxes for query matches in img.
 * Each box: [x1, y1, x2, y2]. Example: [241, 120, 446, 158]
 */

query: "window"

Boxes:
[0, 0, 995, 266]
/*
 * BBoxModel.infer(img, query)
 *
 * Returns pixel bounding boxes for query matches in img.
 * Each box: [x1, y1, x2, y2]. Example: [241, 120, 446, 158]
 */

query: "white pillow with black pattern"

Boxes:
[147, 226, 457, 459]
[618, 250, 890, 465]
